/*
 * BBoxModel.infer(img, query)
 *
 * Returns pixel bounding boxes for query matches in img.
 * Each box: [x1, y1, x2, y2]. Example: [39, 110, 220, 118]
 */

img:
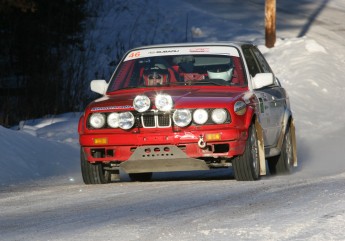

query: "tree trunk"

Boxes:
[265, 0, 276, 48]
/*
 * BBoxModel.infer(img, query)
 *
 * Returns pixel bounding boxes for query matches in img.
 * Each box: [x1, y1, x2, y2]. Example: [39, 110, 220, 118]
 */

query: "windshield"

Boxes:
[107, 46, 247, 92]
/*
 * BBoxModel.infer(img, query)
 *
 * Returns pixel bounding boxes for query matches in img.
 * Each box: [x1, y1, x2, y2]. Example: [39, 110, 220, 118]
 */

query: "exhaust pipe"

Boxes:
[198, 135, 207, 149]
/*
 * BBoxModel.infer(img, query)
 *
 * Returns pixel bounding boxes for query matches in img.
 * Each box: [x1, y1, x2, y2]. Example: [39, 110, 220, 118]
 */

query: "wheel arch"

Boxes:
[243, 105, 256, 129]
[244, 109, 267, 176]
[289, 116, 298, 167]
[254, 115, 266, 176]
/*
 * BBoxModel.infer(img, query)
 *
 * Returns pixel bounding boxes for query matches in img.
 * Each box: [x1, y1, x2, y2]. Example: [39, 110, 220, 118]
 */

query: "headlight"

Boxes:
[107, 112, 120, 128]
[89, 113, 106, 129]
[155, 94, 173, 112]
[234, 101, 246, 115]
[211, 109, 227, 124]
[173, 109, 192, 127]
[193, 109, 208, 125]
[133, 95, 150, 112]
[119, 112, 135, 130]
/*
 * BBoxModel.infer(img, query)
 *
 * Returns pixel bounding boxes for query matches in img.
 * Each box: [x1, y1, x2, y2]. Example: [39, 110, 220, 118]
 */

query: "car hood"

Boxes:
[87, 87, 248, 112]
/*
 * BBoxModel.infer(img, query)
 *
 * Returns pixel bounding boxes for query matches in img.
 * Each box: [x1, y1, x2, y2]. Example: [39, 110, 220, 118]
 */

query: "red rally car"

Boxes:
[78, 42, 297, 184]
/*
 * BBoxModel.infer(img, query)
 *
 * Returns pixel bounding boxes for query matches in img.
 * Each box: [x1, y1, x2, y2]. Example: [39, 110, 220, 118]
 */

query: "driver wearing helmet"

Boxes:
[207, 65, 234, 81]
[143, 65, 169, 86]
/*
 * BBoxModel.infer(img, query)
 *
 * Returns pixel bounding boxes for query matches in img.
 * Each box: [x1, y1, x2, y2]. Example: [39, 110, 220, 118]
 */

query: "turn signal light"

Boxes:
[205, 133, 221, 141]
[93, 138, 108, 145]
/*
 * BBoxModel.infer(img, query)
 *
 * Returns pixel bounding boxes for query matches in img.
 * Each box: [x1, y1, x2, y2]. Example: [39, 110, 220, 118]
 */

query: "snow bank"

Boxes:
[0, 113, 81, 185]
[261, 37, 345, 177]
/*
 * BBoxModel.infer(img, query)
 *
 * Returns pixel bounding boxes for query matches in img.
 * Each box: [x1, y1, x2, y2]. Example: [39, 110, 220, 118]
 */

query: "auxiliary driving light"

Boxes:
[173, 109, 192, 127]
[133, 95, 151, 112]
[89, 113, 106, 129]
[155, 94, 173, 112]
[118, 111, 135, 130]
[211, 109, 227, 124]
[107, 112, 120, 128]
[193, 109, 208, 125]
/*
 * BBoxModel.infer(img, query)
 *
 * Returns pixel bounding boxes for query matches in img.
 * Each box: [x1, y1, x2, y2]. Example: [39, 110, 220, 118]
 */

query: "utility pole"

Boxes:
[265, 0, 276, 48]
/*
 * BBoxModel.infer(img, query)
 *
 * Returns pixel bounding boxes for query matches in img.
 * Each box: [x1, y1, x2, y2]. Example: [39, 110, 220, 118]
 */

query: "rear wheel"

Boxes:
[80, 148, 111, 184]
[232, 124, 260, 181]
[268, 125, 294, 174]
[129, 173, 152, 182]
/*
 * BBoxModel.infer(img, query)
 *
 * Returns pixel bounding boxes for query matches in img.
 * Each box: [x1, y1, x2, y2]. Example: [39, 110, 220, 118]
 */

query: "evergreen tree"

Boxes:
[0, 0, 86, 126]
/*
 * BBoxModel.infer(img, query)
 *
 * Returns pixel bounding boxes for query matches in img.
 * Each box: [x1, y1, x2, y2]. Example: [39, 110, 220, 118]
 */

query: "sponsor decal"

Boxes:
[189, 47, 210, 53]
[147, 50, 180, 54]
[91, 105, 132, 111]
[124, 46, 240, 61]
[258, 98, 265, 113]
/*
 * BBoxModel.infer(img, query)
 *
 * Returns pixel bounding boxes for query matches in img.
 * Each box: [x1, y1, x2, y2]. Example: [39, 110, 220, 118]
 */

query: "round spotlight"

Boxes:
[211, 109, 227, 124]
[155, 94, 173, 112]
[173, 109, 192, 127]
[234, 101, 246, 115]
[119, 112, 135, 130]
[89, 113, 106, 129]
[193, 109, 208, 125]
[107, 112, 120, 128]
[133, 95, 151, 112]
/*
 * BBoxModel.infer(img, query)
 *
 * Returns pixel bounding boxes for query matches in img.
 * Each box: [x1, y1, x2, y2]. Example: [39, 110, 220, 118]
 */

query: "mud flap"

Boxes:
[291, 119, 298, 167]
[255, 117, 266, 175]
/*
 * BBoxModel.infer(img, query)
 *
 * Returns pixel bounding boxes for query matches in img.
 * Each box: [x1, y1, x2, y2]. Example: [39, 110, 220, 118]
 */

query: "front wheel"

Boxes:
[80, 148, 111, 184]
[232, 124, 260, 181]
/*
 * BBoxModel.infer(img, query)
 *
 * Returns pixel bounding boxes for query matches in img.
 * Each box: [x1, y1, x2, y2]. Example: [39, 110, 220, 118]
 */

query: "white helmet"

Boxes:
[207, 68, 233, 81]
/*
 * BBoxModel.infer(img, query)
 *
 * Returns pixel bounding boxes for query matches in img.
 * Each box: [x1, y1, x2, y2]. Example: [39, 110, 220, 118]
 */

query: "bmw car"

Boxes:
[78, 42, 297, 184]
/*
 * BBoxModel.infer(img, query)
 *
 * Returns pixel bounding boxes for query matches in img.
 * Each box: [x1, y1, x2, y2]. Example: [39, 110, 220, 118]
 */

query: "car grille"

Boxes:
[141, 111, 171, 128]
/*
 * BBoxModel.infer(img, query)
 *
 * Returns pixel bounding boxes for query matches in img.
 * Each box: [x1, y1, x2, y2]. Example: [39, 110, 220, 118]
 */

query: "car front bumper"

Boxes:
[80, 128, 248, 164]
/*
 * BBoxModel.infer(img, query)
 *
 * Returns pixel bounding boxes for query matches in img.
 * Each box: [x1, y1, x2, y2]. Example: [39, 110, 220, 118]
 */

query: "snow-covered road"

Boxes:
[1, 172, 345, 241]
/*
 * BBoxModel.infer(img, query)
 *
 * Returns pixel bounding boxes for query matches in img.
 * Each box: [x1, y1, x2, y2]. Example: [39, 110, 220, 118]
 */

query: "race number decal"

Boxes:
[127, 51, 141, 59]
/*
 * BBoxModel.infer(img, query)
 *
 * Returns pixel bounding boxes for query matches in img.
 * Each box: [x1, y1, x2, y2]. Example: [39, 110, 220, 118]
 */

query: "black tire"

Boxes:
[129, 172, 152, 182]
[80, 148, 111, 184]
[232, 124, 260, 181]
[268, 125, 294, 175]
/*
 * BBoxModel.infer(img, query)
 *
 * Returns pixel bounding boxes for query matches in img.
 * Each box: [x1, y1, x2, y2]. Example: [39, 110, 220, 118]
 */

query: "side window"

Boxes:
[252, 46, 280, 87]
[242, 47, 260, 77]
[252, 47, 272, 73]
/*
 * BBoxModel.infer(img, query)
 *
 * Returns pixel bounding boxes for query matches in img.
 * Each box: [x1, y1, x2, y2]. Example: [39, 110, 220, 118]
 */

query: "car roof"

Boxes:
[129, 41, 254, 52]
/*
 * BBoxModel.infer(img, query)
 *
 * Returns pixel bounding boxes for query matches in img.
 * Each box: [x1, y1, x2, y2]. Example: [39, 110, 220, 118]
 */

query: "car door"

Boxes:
[242, 46, 286, 147]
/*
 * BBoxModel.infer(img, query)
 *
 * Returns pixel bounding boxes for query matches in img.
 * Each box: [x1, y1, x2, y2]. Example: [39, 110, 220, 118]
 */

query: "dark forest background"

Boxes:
[0, 0, 186, 127]
[0, 0, 87, 126]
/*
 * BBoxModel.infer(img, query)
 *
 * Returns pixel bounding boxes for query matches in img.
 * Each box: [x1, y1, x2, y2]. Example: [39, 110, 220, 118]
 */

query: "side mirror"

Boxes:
[90, 79, 108, 95]
[252, 73, 274, 89]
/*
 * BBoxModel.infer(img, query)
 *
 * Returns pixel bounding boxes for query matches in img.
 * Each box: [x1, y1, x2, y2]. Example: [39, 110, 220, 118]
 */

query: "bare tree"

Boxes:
[265, 0, 276, 48]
